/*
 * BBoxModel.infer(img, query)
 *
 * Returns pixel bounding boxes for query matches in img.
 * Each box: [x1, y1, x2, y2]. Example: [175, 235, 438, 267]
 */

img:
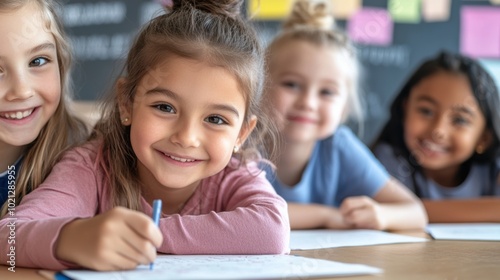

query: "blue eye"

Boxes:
[205, 115, 227, 125]
[29, 57, 49, 67]
[154, 104, 175, 113]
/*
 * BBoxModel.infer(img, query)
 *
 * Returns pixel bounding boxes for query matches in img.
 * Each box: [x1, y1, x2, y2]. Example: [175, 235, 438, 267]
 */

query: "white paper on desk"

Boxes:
[427, 223, 500, 241]
[291, 229, 428, 250]
[62, 255, 382, 280]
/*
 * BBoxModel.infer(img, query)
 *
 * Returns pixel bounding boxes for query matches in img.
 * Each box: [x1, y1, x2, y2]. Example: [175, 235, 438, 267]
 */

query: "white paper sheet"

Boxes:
[427, 223, 500, 241]
[62, 255, 382, 280]
[290, 229, 428, 250]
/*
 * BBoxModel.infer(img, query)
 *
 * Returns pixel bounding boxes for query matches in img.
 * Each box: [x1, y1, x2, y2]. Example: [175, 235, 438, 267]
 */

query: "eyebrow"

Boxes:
[452, 106, 475, 117]
[146, 87, 178, 100]
[280, 71, 340, 85]
[415, 95, 437, 105]
[27, 42, 56, 55]
[0, 42, 56, 60]
[415, 95, 476, 117]
[145, 87, 240, 118]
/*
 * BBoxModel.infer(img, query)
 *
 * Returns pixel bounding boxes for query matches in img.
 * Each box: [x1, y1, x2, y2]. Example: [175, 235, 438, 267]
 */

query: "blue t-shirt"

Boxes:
[0, 158, 22, 207]
[265, 126, 389, 207]
[373, 143, 500, 199]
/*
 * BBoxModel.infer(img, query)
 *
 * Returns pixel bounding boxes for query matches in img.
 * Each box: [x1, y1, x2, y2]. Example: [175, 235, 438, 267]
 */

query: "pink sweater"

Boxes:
[0, 142, 290, 270]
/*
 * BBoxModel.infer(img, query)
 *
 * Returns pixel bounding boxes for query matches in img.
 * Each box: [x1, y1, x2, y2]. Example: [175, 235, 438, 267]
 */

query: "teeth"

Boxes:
[1, 109, 34, 120]
[422, 140, 446, 153]
[167, 154, 195, 163]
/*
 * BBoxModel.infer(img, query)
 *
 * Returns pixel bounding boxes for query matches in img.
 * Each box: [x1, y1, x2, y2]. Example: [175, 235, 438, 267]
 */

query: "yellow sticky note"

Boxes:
[491, 0, 500, 5]
[422, 0, 450, 21]
[248, 0, 293, 20]
[331, 0, 361, 19]
[389, 0, 421, 23]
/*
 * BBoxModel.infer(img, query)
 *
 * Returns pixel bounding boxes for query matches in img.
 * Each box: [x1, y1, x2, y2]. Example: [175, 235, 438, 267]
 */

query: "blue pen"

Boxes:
[150, 199, 162, 271]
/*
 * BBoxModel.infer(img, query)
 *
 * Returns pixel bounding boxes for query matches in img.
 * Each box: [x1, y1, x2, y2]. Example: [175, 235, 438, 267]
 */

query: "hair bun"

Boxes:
[283, 0, 335, 31]
[171, 0, 242, 18]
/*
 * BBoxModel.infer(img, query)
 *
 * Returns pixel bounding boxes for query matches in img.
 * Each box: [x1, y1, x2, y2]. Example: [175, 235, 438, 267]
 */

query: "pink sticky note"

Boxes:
[460, 6, 500, 58]
[347, 8, 393, 46]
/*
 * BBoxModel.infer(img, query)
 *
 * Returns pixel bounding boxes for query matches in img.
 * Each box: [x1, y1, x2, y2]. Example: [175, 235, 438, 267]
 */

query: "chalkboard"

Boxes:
[61, 0, 165, 100]
[61, 0, 500, 144]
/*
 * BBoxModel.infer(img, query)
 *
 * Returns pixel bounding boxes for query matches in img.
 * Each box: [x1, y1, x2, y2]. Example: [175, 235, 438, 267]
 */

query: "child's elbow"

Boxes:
[268, 223, 291, 254]
[417, 201, 429, 229]
[259, 210, 291, 254]
[255, 228, 290, 254]
[408, 199, 429, 230]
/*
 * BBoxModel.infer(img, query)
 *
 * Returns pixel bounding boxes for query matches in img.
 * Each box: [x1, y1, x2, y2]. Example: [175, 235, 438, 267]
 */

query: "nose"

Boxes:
[169, 117, 201, 148]
[431, 116, 448, 142]
[295, 87, 318, 111]
[4, 70, 34, 101]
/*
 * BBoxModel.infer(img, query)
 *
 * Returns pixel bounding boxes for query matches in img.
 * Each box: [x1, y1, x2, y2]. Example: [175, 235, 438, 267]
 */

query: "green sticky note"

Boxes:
[389, 0, 421, 23]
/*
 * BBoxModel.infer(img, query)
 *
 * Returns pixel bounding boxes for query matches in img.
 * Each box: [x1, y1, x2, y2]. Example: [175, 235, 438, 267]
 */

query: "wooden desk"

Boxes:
[294, 239, 500, 279]
[2, 236, 500, 280]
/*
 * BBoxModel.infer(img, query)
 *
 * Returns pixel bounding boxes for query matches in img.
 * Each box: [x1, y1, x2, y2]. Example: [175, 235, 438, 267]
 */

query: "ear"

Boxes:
[235, 115, 258, 149]
[117, 78, 132, 125]
[476, 129, 494, 154]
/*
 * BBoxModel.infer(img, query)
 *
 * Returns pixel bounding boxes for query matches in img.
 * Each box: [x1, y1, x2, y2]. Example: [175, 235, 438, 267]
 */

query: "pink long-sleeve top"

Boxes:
[0, 141, 290, 270]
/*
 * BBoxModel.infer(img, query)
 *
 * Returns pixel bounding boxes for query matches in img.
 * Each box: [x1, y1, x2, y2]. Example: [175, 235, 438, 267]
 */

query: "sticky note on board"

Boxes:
[389, 0, 421, 23]
[331, 0, 361, 19]
[460, 6, 500, 58]
[422, 0, 451, 22]
[479, 59, 500, 91]
[347, 8, 393, 46]
[491, 0, 500, 5]
[247, 0, 293, 20]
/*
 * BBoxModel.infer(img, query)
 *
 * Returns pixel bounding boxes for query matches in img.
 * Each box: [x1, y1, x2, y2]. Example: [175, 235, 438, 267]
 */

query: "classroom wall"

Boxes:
[61, 0, 165, 100]
[62, 0, 500, 144]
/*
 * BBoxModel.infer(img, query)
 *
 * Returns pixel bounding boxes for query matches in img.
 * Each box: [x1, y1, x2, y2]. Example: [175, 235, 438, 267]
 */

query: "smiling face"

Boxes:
[403, 71, 490, 176]
[267, 40, 349, 145]
[121, 56, 255, 192]
[0, 3, 61, 150]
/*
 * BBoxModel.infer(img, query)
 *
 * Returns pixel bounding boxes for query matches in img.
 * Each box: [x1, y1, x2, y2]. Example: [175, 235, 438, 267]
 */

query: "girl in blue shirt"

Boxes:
[263, 0, 427, 230]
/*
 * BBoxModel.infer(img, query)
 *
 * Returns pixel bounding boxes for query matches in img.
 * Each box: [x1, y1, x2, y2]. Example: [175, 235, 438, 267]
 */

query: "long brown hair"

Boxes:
[0, 0, 89, 217]
[91, 0, 279, 210]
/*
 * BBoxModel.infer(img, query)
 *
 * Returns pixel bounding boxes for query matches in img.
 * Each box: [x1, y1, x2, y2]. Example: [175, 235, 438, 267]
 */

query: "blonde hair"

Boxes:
[266, 0, 364, 124]
[0, 0, 88, 217]
[91, 0, 279, 210]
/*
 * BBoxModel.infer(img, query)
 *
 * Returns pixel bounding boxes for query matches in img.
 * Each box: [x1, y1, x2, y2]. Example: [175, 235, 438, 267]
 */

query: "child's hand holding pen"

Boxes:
[55, 207, 163, 271]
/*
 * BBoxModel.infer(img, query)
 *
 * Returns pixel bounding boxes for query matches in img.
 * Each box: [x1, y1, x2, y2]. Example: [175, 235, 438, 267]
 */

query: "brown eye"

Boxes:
[417, 107, 433, 117]
[205, 115, 227, 125]
[154, 104, 175, 113]
[29, 57, 49, 67]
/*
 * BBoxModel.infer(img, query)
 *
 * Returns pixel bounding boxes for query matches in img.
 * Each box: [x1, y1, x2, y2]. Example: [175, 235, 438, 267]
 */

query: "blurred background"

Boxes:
[61, 0, 500, 144]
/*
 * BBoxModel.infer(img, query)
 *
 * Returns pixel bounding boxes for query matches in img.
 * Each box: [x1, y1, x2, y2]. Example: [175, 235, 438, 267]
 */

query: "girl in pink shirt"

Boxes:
[0, 0, 289, 271]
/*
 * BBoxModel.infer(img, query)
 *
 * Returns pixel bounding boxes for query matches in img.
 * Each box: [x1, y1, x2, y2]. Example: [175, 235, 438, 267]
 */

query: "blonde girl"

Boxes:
[263, 0, 427, 230]
[0, 0, 88, 214]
